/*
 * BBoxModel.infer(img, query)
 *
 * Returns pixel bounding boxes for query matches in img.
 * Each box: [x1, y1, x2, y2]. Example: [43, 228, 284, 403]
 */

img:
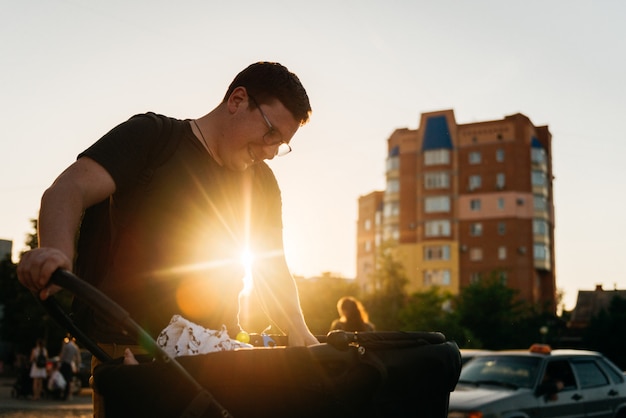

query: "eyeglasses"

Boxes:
[249, 95, 292, 157]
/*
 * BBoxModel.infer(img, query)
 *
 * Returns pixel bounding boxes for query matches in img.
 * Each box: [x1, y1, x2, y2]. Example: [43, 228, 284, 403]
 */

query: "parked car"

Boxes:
[460, 349, 493, 366]
[448, 344, 626, 418]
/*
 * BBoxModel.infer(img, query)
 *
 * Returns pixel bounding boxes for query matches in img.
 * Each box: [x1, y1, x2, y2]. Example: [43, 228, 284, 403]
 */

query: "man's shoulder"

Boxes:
[127, 112, 186, 132]
[130, 111, 179, 122]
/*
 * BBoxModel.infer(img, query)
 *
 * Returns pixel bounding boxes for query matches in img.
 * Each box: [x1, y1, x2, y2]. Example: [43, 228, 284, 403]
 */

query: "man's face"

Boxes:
[219, 94, 300, 171]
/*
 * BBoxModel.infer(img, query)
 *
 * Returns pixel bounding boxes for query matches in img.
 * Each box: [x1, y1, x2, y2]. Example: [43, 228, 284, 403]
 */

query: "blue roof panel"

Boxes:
[531, 136, 543, 148]
[422, 115, 452, 150]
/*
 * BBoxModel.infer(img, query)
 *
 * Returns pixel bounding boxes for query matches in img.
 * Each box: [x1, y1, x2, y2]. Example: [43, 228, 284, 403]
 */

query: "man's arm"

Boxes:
[17, 157, 115, 299]
[252, 254, 318, 347]
[248, 164, 317, 346]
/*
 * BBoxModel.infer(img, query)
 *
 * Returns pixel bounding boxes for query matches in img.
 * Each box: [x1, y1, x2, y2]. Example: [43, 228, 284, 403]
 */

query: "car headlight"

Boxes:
[448, 412, 483, 418]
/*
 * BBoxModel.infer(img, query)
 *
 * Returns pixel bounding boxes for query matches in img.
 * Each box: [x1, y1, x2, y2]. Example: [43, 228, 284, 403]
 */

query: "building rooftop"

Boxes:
[568, 284, 626, 328]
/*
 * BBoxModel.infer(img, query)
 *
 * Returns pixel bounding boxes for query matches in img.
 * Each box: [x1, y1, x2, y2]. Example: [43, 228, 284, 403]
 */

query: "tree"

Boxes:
[363, 240, 409, 331]
[238, 272, 359, 336]
[583, 295, 626, 369]
[24, 218, 38, 249]
[399, 286, 474, 345]
[454, 274, 528, 349]
[0, 220, 70, 363]
[296, 273, 360, 335]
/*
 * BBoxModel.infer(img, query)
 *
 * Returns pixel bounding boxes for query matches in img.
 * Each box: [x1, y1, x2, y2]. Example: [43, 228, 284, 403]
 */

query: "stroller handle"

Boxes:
[43, 269, 125, 362]
[42, 268, 235, 418]
[44, 268, 186, 364]
[44, 268, 188, 363]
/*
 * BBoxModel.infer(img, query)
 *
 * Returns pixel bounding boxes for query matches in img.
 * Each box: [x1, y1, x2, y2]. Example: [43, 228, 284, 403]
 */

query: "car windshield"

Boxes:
[459, 355, 541, 389]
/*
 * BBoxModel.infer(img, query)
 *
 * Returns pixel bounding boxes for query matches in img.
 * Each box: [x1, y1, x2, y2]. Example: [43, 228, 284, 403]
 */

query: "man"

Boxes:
[58, 335, 80, 400]
[17, 61, 318, 351]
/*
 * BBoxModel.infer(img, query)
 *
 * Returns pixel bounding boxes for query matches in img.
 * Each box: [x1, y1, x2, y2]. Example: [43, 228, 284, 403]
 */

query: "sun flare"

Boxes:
[240, 249, 254, 295]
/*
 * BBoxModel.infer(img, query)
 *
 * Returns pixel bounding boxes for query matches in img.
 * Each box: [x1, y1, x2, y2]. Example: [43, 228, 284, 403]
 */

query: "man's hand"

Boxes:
[287, 328, 319, 347]
[17, 247, 71, 299]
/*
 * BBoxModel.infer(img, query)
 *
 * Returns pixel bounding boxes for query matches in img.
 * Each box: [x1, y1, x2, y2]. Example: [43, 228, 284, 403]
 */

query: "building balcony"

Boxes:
[534, 258, 552, 271]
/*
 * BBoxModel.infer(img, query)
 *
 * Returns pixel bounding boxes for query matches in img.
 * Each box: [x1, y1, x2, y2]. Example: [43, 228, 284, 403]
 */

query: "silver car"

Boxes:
[448, 344, 626, 418]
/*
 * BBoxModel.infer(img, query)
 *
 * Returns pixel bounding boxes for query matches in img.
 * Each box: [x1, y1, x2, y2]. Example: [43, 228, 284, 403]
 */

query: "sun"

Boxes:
[240, 249, 254, 295]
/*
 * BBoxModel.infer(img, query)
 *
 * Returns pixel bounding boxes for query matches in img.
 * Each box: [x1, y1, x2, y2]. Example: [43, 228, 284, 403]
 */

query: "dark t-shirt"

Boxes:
[76, 113, 283, 342]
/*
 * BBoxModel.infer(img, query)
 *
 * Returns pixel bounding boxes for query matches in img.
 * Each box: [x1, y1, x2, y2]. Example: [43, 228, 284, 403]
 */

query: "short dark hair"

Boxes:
[224, 62, 312, 125]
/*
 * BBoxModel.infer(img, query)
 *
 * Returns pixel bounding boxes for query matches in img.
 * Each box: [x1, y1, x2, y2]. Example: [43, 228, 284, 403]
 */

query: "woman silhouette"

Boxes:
[329, 296, 375, 332]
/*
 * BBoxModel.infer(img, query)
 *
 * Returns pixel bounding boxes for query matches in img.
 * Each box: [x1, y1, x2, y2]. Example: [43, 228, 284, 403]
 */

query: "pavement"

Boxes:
[0, 376, 93, 417]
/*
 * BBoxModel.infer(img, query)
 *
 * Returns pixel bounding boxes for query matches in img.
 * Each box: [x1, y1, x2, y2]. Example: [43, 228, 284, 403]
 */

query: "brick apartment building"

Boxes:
[356, 109, 556, 311]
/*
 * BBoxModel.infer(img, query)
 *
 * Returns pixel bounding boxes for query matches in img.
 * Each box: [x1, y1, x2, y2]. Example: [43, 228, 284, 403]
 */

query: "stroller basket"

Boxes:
[43, 269, 461, 418]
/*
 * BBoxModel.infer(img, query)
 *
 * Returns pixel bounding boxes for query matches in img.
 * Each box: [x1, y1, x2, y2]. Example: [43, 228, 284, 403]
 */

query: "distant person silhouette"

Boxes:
[29, 338, 48, 400]
[329, 296, 375, 332]
[58, 335, 81, 400]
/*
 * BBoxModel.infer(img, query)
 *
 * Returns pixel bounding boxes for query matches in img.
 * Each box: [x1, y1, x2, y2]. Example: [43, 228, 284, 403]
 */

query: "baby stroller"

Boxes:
[42, 269, 461, 418]
[11, 363, 33, 399]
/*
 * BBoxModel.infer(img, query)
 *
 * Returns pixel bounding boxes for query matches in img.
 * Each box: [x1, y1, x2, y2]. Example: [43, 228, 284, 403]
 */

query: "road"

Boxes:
[0, 376, 93, 417]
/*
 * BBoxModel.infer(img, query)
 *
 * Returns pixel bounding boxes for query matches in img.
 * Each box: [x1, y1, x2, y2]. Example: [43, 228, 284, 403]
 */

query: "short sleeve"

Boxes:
[78, 113, 170, 193]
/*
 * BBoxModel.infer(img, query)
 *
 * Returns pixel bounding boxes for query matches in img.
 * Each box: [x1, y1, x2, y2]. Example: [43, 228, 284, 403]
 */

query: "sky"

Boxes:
[1, 0, 625, 311]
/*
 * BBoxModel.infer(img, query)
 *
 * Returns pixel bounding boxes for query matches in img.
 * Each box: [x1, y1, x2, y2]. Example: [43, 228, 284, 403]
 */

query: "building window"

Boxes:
[424, 245, 451, 261]
[425, 220, 451, 237]
[364, 219, 371, 231]
[534, 195, 548, 211]
[469, 151, 482, 164]
[384, 201, 399, 217]
[534, 243, 550, 260]
[531, 170, 547, 187]
[496, 173, 505, 189]
[423, 269, 451, 286]
[386, 178, 400, 193]
[386, 155, 399, 171]
[470, 223, 482, 236]
[531, 147, 546, 164]
[496, 149, 505, 162]
[533, 219, 549, 235]
[424, 172, 450, 189]
[498, 222, 506, 235]
[469, 248, 483, 261]
[364, 240, 372, 252]
[425, 196, 451, 213]
[498, 246, 507, 260]
[424, 149, 450, 166]
[469, 175, 481, 190]
[383, 225, 400, 242]
[497, 197, 505, 210]
[469, 272, 482, 283]
[470, 199, 481, 211]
